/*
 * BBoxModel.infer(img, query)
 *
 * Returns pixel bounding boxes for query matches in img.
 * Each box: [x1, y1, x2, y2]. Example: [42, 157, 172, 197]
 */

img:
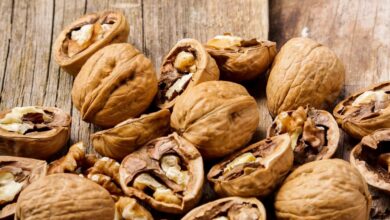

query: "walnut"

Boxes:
[48, 142, 86, 174]
[0, 106, 71, 159]
[114, 197, 153, 220]
[171, 81, 259, 158]
[87, 157, 121, 185]
[53, 11, 129, 76]
[87, 173, 122, 196]
[72, 43, 157, 128]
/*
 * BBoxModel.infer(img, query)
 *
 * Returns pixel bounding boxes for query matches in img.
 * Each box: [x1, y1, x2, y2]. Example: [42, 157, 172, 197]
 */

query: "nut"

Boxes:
[171, 81, 259, 158]
[87, 157, 121, 185]
[48, 142, 86, 174]
[157, 38, 219, 109]
[54, 11, 129, 76]
[333, 81, 390, 139]
[268, 106, 340, 165]
[114, 197, 153, 220]
[119, 133, 204, 214]
[72, 43, 157, 128]
[275, 159, 371, 220]
[91, 109, 171, 160]
[87, 173, 123, 196]
[208, 134, 293, 197]
[0, 156, 46, 219]
[182, 197, 266, 220]
[0, 106, 71, 159]
[206, 34, 277, 82]
[15, 173, 115, 220]
[350, 129, 390, 192]
[266, 37, 345, 117]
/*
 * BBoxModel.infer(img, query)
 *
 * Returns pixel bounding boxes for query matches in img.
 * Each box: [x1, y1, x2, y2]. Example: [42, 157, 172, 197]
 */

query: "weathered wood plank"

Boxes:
[0, 0, 13, 103]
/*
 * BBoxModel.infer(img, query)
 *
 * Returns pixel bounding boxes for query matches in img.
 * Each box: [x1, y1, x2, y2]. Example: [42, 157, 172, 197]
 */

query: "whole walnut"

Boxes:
[275, 159, 371, 220]
[170, 81, 259, 159]
[266, 37, 345, 117]
[72, 43, 157, 128]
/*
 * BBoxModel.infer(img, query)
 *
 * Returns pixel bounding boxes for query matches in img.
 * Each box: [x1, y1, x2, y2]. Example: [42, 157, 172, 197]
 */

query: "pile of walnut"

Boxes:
[3, 9, 390, 220]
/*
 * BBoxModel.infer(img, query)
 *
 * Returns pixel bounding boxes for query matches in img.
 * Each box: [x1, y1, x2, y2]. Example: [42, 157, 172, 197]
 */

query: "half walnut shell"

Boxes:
[208, 134, 293, 197]
[119, 133, 204, 214]
[333, 81, 390, 139]
[182, 197, 266, 220]
[267, 106, 339, 165]
[205, 34, 277, 82]
[72, 43, 157, 128]
[54, 11, 129, 76]
[350, 129, 390, 192]
[0, 156, 46, 219]
[157, 38, 219, 109]
[91, 109, 171, 161]
[0, 106, 71, 159]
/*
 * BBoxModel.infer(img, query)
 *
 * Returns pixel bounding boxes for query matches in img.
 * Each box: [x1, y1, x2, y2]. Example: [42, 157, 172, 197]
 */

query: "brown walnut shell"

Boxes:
[119, 133, 204, 214]
[53, 11, 129, 76]
[206, 35, 277, 82]
[72, 43, 158, 128]
[157, 38, 220, 109]
[266, 37, 345, 117]
[91, 109, 171, 160]
[333, 81, 390, 139]
[0, 106, 71, 159]
[171, 81, 259, 159]
[267, 106, 340, 165]
[15, 173, 115, 220]
[350, 129, 390, 192]
[208, 134, 293, 197]
[0, 156, 46, 219]
[275, 159, 371, 220]
[182, 197, 266, 220]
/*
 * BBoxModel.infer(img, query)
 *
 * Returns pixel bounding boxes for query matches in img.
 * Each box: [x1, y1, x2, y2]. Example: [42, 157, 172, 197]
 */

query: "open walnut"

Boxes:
[0, 106, 71, 159]
[114, 197, 153, 220]
[208, 134, 292, 197]
[157, 38, 219, 109]
[48, 142, 86, 174]
[350, 129, 390, 192]
[54, 11, 129, 76]
[267, 106, 339, 165]
[205, 34, 277, 82]
[334, 81, 390, 139]
[0, 156, 46, 219]
[182, 197, 266, 220]
[119, 133, 204, 214]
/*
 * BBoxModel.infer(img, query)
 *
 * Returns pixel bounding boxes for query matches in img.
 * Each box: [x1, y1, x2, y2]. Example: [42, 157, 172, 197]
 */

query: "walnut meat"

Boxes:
[333, 81, 390, 139]
[114, 197, 153, 220]
[15, 173, 115, 220]
[72, 43, 157, 128]
[157, 38, 219, 109]
[268, 106, 340, 165]
[275, 159, 371, 220]
[206, 34, 277, 82]
[91, 109, 171, 160]
[171, 81, 259, 159]
[54, 11, 129, 76]
[0, 106, 71, 159]
[119, 133, 204, 214]
[266, 37, 345, 117]
[208, 134, 293, 197]
[182, 197, 266, 220]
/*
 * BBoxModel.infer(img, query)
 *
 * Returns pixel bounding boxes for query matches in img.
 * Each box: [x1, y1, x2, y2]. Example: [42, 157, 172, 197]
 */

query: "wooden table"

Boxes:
[0, 0, 389, 218]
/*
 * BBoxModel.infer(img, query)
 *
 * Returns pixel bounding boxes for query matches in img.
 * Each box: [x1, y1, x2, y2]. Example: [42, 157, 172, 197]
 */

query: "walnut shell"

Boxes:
[53, 11, 129, 76]
[91, 109, 171, 160]
[182, 197, 266, 220]
[171, 81, 259, 159]
[15, 173, 115, 220]
[275, 159, 371, 220]
[72, 43, 158, 128]
[205, 35, 276, 82]
[350, 129, 390, 192]
[268, 106, 340, 165]
[157, 38, 219, 109]
[266, 37, 345, 117]
[0, 156, 46, 219]
[119, 133, 204, 214]
[0, 106, 71, 159]
[208, 134, 293, 197]
[333, 81, 390, 139]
